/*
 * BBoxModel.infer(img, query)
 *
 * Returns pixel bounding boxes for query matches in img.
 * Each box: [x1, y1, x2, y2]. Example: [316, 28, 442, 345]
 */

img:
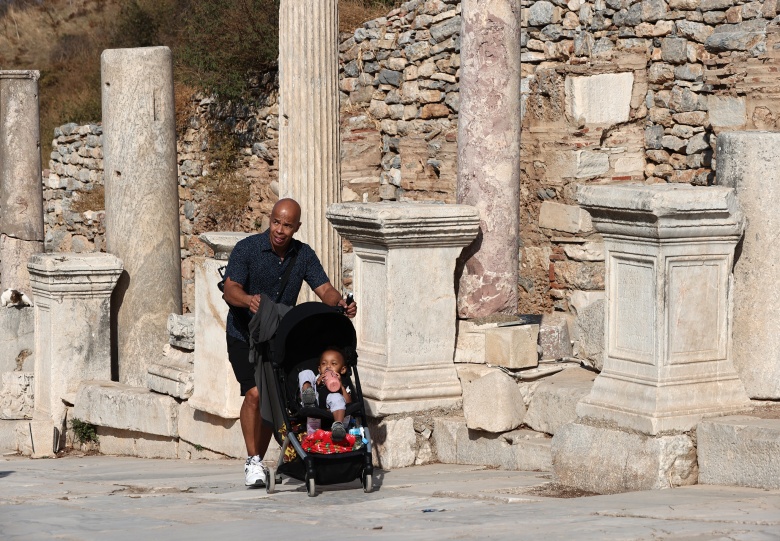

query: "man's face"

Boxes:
[318, 350, 346, 376]
[269, 204, 301, 252]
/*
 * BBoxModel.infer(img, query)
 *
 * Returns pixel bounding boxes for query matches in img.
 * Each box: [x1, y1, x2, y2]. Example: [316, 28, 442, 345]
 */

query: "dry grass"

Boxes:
[339, 0, 399, 33]
[174, 82, 199, 136]
[197, 131, 250, 230]
[71, 184, 105, 213]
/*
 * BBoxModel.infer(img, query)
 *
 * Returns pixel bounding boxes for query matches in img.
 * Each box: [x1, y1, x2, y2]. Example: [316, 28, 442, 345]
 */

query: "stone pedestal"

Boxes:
[279, 0, 341, 300]
[456, 1, 521, 318]
[0, 71, 44, 293]
[102, 47, 181, 387]
[716, 132, 780, 399]
[327, 203, 479, 416]
[553, 184, 750, 493]
[187, 232, 250, 419]
[27, 254, 123, 439]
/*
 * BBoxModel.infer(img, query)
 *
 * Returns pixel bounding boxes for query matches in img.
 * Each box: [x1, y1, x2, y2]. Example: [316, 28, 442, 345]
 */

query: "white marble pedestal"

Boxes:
[552, 184, 750, 493]
[327, 203, 480, 416]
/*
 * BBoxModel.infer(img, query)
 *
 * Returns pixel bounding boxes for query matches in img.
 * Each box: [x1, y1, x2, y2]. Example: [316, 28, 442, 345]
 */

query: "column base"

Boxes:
[552, 421, 698, 494]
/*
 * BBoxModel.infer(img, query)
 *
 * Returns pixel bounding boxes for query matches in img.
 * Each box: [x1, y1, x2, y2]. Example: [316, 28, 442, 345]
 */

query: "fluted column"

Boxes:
[456, 0, 521, 318]
[279, 0, 341, 300]
[0, 70, 44, 294]
[102, 47, 182, 387]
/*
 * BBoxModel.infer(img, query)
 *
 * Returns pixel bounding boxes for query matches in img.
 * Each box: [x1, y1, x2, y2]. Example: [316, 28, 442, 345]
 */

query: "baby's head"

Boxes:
[318, 347, 346, 377]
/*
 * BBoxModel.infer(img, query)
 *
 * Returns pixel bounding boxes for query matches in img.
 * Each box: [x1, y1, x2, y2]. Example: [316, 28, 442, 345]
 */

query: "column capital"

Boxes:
[0, 70, 40, 81]
[327, 202, 480, 248]
[577, 184, 744, 239]
[199, 232, 252, 260]
[28, 253, 123, 298]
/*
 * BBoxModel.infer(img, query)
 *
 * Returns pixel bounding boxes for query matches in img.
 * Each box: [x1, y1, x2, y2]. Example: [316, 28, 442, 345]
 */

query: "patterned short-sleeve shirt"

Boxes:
[224, 230, 330, 342]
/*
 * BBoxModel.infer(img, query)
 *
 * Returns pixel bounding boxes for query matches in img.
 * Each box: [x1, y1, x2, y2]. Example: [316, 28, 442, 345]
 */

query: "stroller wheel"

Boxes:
[266, 467, 276, 494]
[307, 477, 316, 497]
[362, 470, 373, 493]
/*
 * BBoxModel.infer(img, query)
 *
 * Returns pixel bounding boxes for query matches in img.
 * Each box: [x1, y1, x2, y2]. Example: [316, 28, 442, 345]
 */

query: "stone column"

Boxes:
[716, 132, 780, 399]
[456, 0, 521, 318]
[0, 70, 44, 293]
[278, 0, 341, 300]
[102, 47, 182, 387]
[553, 184, 750, 494]
[187, 232, 250, 419]
[328, 203, 480, 416]
[28, 253, 123, 453]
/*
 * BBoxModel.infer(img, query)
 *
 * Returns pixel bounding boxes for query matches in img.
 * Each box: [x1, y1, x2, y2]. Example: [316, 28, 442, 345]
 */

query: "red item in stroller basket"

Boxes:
[302, 429, 357, 454]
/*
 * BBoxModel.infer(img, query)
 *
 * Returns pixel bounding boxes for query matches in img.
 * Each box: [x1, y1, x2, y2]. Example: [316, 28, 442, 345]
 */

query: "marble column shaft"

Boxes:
[0, 71, 44, 293]
[456, 0, 522, 318]
[102, 47, 182, 387]
[279, 0, 341, 299]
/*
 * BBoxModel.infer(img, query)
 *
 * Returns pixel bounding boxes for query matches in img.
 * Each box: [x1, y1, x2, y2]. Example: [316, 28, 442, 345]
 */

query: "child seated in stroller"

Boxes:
[297, 346, 355, 441]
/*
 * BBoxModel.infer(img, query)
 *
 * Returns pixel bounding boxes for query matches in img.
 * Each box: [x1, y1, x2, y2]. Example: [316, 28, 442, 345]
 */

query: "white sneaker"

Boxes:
[244, 457, 266, 487]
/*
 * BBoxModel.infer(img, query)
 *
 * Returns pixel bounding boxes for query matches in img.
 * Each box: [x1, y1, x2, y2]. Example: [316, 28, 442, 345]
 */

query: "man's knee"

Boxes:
[244, 386, 260, 407]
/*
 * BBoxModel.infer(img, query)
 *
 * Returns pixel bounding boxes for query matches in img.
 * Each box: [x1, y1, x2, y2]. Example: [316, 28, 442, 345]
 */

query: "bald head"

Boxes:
[268, 198, 302, 255]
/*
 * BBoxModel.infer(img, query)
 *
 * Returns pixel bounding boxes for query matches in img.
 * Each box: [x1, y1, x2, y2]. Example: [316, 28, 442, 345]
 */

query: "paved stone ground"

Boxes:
[1, 455, 779, 540]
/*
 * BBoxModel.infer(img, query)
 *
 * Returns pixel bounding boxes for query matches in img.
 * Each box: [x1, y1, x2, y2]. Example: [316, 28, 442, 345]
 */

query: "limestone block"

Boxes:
[716, 132, 780, 399]
[575, 150, 610, 179]
[575, 299, 605, 371]
[146, 344, 194, 401]
[524, 368, 595, 435]
[484, 325, 539, 369]
[0, 372, 33, 419]
[0, 419, 26, 452]
[456, 364, 500, 386]
[539, 313, 573, 361]
[568, 290, 604, 316]
[167, 313, 195, 350]
[73, 381, 178, 437]
[0, 307, 34, 372]
[698, 416, 780, 490]
[369, 416, 417, 469]
[565, 72, 634, 126]
[97, 427, 179, 459]
[177, 402, 246, 459]
[24, 419, 59, 458]
[552, 422, 698, 494]
[434, 416, 552, 471]
[539, 202, 593, 234]
[454, 320, 500, 364]
[564, 242, 604, 262]
[463, 371, 526, 432]
[707, 96, 746, 128]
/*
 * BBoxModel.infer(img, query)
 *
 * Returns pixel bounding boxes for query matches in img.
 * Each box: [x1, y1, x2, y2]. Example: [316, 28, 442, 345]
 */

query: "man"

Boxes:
[222, 198, 356, 487]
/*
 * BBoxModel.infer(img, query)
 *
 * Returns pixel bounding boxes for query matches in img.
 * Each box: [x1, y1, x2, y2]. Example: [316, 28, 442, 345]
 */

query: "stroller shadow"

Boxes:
[274, 468, 388, 497]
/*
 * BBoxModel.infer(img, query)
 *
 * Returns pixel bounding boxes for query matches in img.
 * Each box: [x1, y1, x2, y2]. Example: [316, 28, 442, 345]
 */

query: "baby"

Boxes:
[298, 347, 353, 441]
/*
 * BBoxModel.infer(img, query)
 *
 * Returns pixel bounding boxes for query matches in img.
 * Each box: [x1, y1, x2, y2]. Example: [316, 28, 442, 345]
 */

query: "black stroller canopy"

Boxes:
[272, 302, 357, 368]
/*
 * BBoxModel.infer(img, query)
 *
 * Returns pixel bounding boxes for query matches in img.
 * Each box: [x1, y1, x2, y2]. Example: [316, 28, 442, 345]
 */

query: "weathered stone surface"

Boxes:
[698, 415, 780, 490]
[563, 242, 604, 262]
[716, 132, 780, 399]
[73, 381, 179, 437]
[484, 325, 539, 369]
[369, 416, 416, 469]
[707, 96, 746, 128]
[458, 0, 521, 318]
[575, 150, 610, 179]
[0, 307, 34, 373]
[463, 371, 526, 433]
[102, 47, 182, 387]
[434, 416, 552, 471]
[552, 422, 698, 494]
[177, 402, 246, 459]
[146, 345, 194, 400]
[528, 1, 558, 26]
[705, 19, 767, 53]
[0, 372, 33, 419]
[661, 37, 689, 63]
[676, 20, 714, 42]
[524, 368, 595, 435]
[454, 320, 501, 364]
[539, 313, 573, 360]
[575, 299, 605, 371]
[539, 202, 593, 234]
[553, 261, 605, 290]
[166, 313, 194, 350]
[565, 72, 634, 126]
[96, 427, 179, 459]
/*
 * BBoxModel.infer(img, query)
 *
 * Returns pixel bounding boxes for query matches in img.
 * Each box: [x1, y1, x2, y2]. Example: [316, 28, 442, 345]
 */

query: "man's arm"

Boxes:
[312, 281, 357, 318]
[223, 277, 262, 314]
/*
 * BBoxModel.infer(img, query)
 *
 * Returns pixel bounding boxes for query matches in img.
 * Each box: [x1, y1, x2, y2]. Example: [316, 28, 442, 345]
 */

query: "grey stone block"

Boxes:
[539, 313, 573, 360]
[698, 416, 780, 490]
[463, 371, 526, 433]
[167, 314, 194, 351]
[369, 416, 417, 469]
[0, 307, 34, 372]
[524, 368, 595, 435]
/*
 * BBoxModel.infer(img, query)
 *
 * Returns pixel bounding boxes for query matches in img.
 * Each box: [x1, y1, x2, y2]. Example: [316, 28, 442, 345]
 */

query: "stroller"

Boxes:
[258, 302, 374, 496]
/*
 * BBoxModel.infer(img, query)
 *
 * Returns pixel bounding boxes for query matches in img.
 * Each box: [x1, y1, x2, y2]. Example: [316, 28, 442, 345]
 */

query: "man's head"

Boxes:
[318, 347, 346, 377]
[269, 198, 301, 254]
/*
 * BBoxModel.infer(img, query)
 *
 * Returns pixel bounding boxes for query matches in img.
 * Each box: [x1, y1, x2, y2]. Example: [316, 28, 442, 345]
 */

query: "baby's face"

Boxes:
[318, 350, 346, 376]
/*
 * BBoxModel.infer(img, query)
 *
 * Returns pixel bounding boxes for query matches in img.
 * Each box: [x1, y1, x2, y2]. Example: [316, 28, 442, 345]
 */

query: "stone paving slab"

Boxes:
[1, 456, 779, 540]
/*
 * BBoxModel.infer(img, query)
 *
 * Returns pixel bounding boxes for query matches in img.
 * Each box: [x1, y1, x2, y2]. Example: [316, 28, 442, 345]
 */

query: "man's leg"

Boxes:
[240, 386, 262, 456]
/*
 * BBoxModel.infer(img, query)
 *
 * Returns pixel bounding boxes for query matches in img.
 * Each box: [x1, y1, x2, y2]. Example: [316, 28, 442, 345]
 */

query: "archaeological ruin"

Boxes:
[1, 0, 780, 495]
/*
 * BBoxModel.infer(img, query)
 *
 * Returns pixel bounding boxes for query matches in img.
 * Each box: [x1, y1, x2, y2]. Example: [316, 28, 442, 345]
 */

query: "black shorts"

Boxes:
[226, 334, 256, 396]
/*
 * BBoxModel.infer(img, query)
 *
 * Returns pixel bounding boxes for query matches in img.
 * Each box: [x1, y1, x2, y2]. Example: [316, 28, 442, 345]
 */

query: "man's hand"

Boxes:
[313, 281, 357, 318]
[337, 297, 357, 319]
[223, 278, 261, 313]
[248, 294, 261, 314]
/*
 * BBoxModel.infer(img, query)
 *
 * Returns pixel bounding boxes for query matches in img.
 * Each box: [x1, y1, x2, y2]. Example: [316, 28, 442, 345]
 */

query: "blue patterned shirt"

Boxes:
[224, 230, 330, 342]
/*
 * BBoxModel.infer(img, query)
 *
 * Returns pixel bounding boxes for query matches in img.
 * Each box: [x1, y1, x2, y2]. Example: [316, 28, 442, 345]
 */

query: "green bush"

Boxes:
[71, 418, 99, 445]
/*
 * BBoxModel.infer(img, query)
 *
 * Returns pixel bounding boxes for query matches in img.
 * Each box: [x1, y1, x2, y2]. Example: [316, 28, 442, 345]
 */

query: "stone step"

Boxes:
[524, 367, 596, 435]
[73, 381, 178, 437]
[434, 416, 551, 471]
[698, 415, 780, 490]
